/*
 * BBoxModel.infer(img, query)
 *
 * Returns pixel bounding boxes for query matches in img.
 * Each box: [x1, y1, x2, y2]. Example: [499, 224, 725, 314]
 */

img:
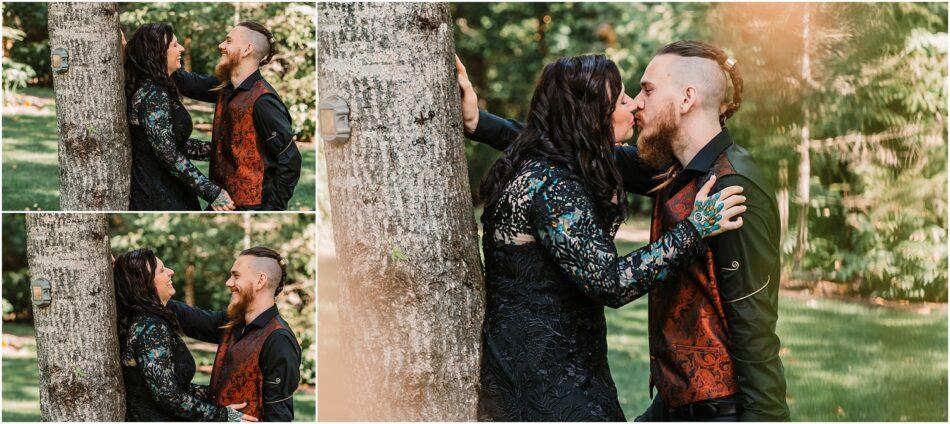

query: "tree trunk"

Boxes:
[48, 2, 131, 210]
[25, 214, 125, 421]
[793, 4, 811, 270]
[184, 264, 196, 306]
[183, 35, 193, 72]
[318, 3, 485, 420]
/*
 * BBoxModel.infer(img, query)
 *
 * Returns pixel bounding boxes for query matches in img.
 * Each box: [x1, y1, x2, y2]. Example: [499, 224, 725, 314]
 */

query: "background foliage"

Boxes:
[452, 2, 948, 302]
[2, 2, 316, 142]
[2, 213, 316, 385]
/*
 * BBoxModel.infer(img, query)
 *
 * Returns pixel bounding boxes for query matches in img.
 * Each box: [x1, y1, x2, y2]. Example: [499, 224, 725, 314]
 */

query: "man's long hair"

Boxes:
[221, 246, 288, 330]
[479, 54, 628, 230]
[113, 248, 180, 340]
[237, 21, 277, 66]
[124, 23, 179, 102]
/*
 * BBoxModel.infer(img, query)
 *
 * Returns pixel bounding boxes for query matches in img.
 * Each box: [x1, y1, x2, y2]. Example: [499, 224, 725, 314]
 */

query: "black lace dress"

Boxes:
[478, 158, 706, 421]
[128, 82, 222, 210]
[120, 314, 238, 422]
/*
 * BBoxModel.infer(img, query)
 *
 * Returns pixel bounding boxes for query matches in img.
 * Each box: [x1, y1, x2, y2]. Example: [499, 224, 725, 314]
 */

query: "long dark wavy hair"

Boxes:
[123, 23, 178, 102]
[114, 248, 179, 340]
[480, 54, 628, 229]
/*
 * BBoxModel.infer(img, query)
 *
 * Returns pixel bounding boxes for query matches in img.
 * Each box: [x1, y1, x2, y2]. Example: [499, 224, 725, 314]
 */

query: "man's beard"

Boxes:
[636, 102, 679, 170]
[214, 50, 238, 83]
[225, 287, 252, 328]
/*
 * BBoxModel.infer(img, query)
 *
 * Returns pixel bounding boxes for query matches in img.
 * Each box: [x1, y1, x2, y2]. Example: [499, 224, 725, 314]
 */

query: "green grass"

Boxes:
[1, 323, 315, 421]
[2, 92, 315, 211]
[605, 291, 948, 421]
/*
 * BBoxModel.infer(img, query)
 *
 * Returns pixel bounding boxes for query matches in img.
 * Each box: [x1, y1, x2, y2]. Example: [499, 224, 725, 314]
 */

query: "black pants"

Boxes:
[635, 395, 740, 422]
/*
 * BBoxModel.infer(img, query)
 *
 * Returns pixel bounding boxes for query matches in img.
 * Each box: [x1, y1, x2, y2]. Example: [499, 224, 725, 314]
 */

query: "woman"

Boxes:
[124, 23, 233, 211]
[114, 248, 254, 421]
[475, 55, 745, 421]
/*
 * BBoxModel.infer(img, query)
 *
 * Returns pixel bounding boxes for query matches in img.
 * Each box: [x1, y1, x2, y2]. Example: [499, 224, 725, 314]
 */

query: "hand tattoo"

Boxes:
[688, 192, 723, 237]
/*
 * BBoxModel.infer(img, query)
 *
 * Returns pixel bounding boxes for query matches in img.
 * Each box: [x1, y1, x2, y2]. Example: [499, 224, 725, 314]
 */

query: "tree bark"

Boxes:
[48, 2, 131, 210]
[318, 3, 485, 420]
[25, 214, 125, 421]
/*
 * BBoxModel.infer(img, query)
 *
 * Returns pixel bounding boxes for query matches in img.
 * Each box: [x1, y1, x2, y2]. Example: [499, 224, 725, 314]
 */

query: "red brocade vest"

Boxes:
[210, 316, 286, 418]
[648, 154, 739, 408]
[211, 80, 274, 207]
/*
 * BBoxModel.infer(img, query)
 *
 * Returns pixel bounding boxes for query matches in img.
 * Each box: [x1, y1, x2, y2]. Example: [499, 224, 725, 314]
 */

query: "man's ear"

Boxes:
[256, 272, 268, 291]
[681, 85, 698, 114]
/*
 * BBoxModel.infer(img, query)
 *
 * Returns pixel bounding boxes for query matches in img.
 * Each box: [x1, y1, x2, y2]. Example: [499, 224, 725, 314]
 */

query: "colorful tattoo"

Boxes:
[689, 191, 723, 237]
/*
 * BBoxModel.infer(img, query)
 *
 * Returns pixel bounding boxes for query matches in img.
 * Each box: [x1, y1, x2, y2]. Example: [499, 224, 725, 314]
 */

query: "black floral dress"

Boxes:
[120, 313, 239, 421]
[128, 82, 222, 210]
[478, 158, 706, 421]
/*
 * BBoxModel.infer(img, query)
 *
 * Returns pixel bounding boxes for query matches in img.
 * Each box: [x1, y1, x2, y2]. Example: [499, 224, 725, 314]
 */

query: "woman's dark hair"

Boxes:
[124, 23, 178, 101]
[480, 54, 628, 229]
[655, 40, 743, 127]
[114, 248, 179, 339]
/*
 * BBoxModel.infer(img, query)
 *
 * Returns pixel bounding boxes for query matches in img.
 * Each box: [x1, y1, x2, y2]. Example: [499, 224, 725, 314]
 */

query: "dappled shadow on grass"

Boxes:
[2, 355, 42, 421]
[605, 295, 947, 421]
[2, 114, 60, 211]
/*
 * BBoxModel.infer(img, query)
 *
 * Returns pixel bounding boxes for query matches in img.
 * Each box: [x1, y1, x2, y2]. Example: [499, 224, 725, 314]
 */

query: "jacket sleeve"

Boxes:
[529, 173, 706, 308]
[172, 69, 220, 103]
[139, 87, 222, 203]
[469, 110, 660, 195]
[253, 94, 300, 211]
[166, 300, 227, 344]
[259, 330, 301, 422]
[706, 174, 790, 421]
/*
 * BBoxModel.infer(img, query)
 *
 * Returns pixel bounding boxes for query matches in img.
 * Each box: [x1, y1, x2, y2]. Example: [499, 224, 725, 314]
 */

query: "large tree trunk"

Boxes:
[48, 2, 131, 210]
[25, 214, 125, 421]
[318, 3, 485, 420]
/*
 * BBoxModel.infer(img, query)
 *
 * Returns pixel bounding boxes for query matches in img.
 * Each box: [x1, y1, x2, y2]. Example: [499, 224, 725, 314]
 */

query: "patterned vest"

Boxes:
[211, 80, 274, 207]
[648, 154, 739, 408]
[210, 315, 286, 418]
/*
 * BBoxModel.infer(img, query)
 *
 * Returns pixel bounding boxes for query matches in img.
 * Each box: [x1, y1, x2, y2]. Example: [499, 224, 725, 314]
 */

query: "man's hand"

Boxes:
[211, 189, 236, 211]
[455, 55, 479, 134]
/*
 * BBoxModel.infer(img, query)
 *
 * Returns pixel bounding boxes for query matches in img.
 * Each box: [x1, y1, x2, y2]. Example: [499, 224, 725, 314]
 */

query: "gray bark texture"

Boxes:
[25, 214, 126, 421]
[318, 2, 486, 420]
[48, 2, 131, 210]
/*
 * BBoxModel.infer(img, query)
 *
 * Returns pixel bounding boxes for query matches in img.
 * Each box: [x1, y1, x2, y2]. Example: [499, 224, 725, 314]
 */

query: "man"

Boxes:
[173, 21, 301, 211]
[168, 247, 302, 422]
[457, 40, 789, 421]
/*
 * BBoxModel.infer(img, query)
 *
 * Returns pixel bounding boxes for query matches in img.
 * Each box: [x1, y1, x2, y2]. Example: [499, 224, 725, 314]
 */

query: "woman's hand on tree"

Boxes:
[225, 402, 259, 422]
[455, 55, 479, 134]
[688, 175, 746, 238]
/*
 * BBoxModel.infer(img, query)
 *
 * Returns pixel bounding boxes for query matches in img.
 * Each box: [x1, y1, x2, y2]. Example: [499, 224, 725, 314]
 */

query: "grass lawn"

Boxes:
[318, 237, 948, 421]
[1, 322, 315, 421]
[2, 89, 315, 211]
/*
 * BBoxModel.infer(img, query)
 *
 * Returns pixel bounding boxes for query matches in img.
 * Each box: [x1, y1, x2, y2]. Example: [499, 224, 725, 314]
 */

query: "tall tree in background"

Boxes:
[318, 2, 485, 420]
[25, 214, 125, 421]
[48, 2, 130, 210]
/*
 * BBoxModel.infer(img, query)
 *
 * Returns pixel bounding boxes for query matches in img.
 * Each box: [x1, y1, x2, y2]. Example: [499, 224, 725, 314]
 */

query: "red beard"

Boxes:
[225, 287, 251, 328]
[214, 50, 239, 84]
[636, 102, 679, 169]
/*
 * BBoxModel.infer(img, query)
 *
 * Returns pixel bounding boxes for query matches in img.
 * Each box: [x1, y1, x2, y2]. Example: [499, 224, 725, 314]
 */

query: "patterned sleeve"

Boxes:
[530, 174, 706, 308]
[139, 87, 222, 202]
[129, 319, 237, 422]
[185, 383, 213, 402]
[182, 138, 212, 161]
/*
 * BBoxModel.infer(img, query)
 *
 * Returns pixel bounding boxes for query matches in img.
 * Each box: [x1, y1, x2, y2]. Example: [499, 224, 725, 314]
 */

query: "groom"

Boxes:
[173, 21, 301, 211]
[168, 246, 302, 421]
[458, 40, 788, 421]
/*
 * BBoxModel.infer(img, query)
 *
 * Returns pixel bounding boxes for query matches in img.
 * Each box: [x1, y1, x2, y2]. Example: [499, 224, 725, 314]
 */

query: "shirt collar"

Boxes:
[245, 304, 279, 330]
[683, 129, 733, 174]
[232, 69, 263, 93]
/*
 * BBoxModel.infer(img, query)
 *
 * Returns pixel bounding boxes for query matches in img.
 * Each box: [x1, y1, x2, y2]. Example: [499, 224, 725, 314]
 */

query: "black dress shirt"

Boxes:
[172, 69, 301, 210]
[469, 110, 790, 421]
[167, 300, 302, 422]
